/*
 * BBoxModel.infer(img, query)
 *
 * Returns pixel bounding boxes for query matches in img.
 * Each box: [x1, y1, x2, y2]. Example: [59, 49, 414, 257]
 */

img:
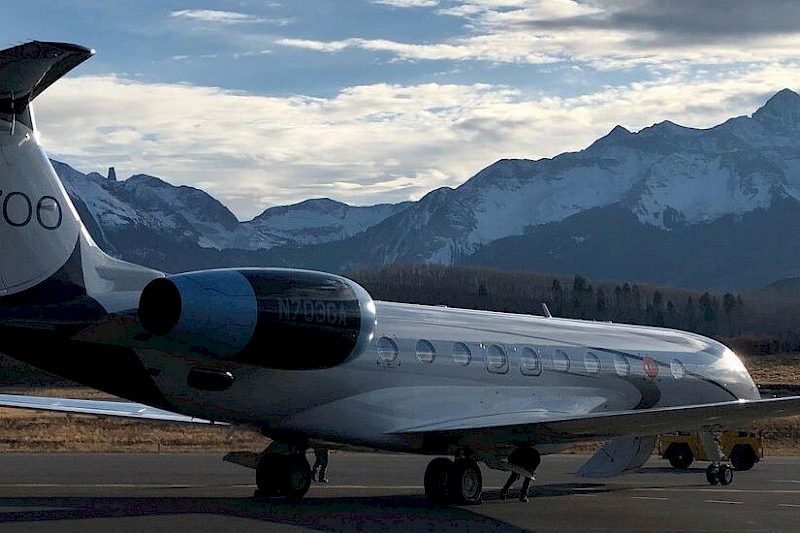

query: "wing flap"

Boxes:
[0, 393, 225, 425]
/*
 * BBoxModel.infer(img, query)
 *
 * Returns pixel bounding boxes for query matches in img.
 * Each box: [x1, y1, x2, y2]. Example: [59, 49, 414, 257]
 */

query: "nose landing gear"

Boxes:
[705, 462, 734, 486]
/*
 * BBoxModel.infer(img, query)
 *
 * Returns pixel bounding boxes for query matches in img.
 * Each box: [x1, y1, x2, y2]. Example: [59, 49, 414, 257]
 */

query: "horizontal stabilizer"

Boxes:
[0, 41, 93, 113]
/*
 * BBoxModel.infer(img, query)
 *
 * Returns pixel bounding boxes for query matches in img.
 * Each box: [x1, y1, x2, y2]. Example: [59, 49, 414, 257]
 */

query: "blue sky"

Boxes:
[7, 1, 800, 219]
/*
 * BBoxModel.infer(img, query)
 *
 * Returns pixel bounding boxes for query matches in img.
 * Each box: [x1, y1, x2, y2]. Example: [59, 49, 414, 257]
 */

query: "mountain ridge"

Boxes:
[53, 88, 800, 290]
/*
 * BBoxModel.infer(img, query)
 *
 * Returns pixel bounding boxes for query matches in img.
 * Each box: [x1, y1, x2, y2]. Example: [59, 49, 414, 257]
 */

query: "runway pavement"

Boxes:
[0, 452, 798, 532]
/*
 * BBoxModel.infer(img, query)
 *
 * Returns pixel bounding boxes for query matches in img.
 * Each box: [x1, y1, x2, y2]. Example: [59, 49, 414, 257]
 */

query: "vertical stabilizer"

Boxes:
[0, 42, 163, 309]
[0, 42, 94, 296]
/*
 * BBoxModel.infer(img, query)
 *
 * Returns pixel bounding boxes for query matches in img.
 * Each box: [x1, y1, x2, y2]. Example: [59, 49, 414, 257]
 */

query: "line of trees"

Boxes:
[348, 264, 799, 354]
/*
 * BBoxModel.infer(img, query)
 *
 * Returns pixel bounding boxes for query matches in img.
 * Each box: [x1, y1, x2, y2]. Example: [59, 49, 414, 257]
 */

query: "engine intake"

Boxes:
[137, 268, 375, 369]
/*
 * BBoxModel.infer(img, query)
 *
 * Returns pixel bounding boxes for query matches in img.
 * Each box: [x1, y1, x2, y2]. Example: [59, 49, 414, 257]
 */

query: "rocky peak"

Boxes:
[752, 88, 800, 129]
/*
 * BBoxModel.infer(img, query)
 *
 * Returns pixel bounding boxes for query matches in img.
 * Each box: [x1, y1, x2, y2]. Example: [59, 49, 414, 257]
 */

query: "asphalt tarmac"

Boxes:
[0, 452, 798, 532]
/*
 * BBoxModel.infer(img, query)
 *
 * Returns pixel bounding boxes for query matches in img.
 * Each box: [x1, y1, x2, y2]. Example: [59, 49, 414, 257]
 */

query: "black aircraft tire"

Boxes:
[706, 464, 720, 485]
[424, 457, 454, 505]
[666, 443, 694, 469]
[281, 454, 312, 501]
[730, 445, 757, 471]
[718, 464, 734, 486]
[449, 458, 483, 505]
[255, 452, 284, 496]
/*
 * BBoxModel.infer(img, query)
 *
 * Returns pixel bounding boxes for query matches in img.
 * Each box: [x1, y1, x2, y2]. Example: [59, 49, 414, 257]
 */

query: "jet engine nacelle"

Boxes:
[137, 268, 376, 369]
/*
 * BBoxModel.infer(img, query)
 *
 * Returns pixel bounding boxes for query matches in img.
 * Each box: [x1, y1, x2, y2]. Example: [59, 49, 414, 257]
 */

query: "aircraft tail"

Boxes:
[0, 42, 161, 306]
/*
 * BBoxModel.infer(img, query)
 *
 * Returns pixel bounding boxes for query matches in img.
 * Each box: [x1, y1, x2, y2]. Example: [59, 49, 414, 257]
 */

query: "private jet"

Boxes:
[1, 41, 799, 505]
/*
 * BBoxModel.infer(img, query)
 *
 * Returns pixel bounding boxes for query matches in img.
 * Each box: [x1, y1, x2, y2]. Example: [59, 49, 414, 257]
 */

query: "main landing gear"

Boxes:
[253, 442, 313, 500]
[424, 455, 484, 505]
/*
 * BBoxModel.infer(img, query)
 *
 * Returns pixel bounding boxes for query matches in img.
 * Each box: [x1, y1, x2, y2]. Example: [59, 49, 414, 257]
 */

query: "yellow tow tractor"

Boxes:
[658, 430, 763, 471]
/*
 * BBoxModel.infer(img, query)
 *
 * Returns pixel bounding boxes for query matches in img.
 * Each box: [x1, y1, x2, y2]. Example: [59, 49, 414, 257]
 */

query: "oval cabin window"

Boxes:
[585, 352, 601, 375]
[486, 344, 508, 373]
[520, 347, 542, 376]
[614, 354, 630, 377]
[553, 350, 571, 372]
[452, 342, 472, 366]
[377, 336, 399, 366]
[416, 339, 436, 364]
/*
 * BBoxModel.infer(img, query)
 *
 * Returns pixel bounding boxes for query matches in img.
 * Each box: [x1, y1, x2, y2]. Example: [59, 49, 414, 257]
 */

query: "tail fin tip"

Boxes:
[0, 41, 94, 113]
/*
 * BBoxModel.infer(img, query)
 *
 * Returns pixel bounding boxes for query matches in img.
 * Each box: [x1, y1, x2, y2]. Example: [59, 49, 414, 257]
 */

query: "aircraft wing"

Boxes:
[0, 393, 225, 425]
[395, 395, 800, 446]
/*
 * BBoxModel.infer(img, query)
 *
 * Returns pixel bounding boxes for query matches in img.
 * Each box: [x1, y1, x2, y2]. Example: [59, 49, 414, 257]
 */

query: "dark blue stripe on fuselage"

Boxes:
[0, 238, 106, 327]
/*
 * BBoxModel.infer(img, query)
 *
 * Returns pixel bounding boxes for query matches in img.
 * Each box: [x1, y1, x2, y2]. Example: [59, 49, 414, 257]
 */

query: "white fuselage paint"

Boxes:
[0, 121, 81, 295]
[136, 301, 760, 453]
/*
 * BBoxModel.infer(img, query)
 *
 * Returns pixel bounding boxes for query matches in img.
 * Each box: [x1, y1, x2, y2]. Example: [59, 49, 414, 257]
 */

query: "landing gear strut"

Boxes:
[424, 455, 483, 505]
[254, 442, 312, 500]
[698, 429, 733, 486]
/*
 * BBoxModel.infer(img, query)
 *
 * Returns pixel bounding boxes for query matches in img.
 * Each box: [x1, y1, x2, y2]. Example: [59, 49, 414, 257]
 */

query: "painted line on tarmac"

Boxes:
[778, 503, 800, 508]
[0, 483, 431, 490]
[312, 485, 424, 489]
[704, 499, 742, 505]
[7, 484, 427, 490]
[630, 496, 668, 501]
[0, 483, 255, 489]
[637, 487, 800, 495]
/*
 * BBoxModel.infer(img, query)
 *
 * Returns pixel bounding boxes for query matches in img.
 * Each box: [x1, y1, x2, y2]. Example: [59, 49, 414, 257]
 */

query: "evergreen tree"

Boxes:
[685, 296, 696, 331]
[596, 287, 607, 319]
[698, 292, 719, 335]
[551, 279, 564, 315]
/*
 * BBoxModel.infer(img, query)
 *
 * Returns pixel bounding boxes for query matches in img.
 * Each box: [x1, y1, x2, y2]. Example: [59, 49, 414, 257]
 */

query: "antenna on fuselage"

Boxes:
[541, 303, 552, 318]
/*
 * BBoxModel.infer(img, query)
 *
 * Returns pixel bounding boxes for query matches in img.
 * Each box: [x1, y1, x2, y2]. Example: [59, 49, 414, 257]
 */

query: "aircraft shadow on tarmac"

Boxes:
[0, 479, 704, 531]
[0, 486, 624, 532]
[0, 494, 524, 532]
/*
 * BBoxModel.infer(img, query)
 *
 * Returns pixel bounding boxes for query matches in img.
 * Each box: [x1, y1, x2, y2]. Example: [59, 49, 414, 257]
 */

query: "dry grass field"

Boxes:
[0, 353, 798, 455]
[0, 387, 270, 453]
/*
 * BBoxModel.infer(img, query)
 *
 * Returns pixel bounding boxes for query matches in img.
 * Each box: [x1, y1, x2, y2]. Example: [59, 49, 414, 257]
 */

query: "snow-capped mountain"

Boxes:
[246, 198, 411, 247]
[333, 88, 800, 268]
[55, 89, 800, 289]
[53, 161, 412, 270]
[282, 88, 800, 289]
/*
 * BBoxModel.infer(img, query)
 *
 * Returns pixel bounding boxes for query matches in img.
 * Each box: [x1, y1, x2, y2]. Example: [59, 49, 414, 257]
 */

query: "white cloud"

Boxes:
[33, 66, 799, 220]
[169, 9, 266, 24]
[372, 0, 441, 7]
[279, 0, 800, 69]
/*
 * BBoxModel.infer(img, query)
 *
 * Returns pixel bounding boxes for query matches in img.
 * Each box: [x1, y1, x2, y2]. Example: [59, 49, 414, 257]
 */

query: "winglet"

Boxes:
[541, 303, 552, 318]
[0, 41, 94, 114]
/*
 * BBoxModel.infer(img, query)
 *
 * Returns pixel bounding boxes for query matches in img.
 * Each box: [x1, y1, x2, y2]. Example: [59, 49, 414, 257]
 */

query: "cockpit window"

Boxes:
[670, 358, 686, 379]
[416, 339, 436, 364]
